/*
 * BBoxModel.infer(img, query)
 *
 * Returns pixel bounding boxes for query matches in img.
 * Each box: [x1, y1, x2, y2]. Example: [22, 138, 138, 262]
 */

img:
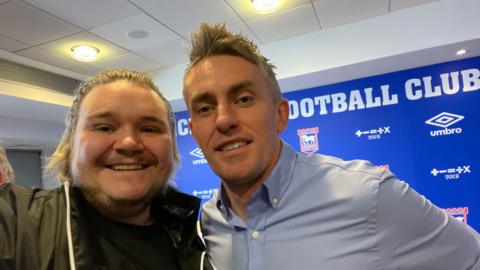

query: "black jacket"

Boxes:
[0, 183, 213, 270]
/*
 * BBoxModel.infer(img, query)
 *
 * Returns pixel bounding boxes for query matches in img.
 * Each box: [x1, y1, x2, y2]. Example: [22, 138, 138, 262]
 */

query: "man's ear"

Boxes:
[275, 98, 289, 133]
[189, 119, 194, 134]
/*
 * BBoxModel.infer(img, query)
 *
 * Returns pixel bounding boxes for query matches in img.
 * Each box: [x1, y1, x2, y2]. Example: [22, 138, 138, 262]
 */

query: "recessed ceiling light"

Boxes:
[127, 30, 150, 39]
[71, 45, 100, 62]
[456, 49, 467, 56]
[251, 0, 281, 14]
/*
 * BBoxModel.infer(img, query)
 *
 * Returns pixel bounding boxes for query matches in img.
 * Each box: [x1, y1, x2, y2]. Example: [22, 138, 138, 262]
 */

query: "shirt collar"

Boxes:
[215, 140, 297, 215]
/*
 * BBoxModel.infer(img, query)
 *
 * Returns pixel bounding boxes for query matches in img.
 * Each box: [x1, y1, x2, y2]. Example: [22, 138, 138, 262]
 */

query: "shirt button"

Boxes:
[272, 197, 279, 206]
[251, 230, 260, 239]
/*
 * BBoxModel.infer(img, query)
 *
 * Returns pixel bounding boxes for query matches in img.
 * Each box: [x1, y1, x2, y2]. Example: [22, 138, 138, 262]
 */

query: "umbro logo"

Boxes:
[426, 112, 464, 137]
[425, 112, 464, 128]
[190, 147, 204, 159]
[190, 148, 207, 165]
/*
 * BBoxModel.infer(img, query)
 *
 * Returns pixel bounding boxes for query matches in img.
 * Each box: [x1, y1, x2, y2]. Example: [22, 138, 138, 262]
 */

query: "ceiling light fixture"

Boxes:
[251, 0, 281, 14]
[71, 45, 100, 62]
[456, 49, 467, 56]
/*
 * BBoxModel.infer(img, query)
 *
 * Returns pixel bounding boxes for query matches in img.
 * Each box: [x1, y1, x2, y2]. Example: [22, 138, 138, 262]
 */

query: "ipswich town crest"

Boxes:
[297, 127, 319, 154]
[444, 207, 469, 224]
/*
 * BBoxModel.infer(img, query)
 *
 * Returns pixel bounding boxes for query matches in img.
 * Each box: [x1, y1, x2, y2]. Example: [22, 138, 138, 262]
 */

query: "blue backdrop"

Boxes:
[174, 56, 480, 230]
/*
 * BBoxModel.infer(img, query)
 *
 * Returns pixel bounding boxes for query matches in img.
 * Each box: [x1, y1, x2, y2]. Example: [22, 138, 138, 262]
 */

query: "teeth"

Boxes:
[111, 164, 144, 171]
[222, 141, 246, 151]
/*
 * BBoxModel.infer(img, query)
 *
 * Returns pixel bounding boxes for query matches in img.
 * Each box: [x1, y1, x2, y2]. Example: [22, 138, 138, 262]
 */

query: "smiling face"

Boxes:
[70, 80, 174, 216]
[184, 55, 289, 195]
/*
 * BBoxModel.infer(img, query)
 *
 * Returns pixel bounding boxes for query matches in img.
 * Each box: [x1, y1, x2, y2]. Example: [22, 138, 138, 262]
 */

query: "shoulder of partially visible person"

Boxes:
[0, 183, 66, 269]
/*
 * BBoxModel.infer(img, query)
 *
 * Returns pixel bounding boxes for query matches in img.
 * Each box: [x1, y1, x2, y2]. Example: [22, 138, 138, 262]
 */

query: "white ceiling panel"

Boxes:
[228, 22, 262, 45]
[90, 13, 179, 51]
[127, 0, 160, 9]
[16, 46, 80, 68]
[136, 39, 188, 66]
[0, 0, 10, 5]
[89, 52, 161, 72]
[146, 0, 242, 38]
[390, 0, 438, 11]
[23, 0, 142, 29]
[314, 0, 389, 28]
[0, 34, 30, 51]
[38, 31, 128, 62]
[67, 63, 103, 77]
[247, 4, 320, 43]
[226, 0, 312, 21]
[0, 0, 80, 45]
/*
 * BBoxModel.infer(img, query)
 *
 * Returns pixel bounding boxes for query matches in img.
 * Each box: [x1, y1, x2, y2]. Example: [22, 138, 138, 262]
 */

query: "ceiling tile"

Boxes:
[0, 1, 80, 45]
[67, 63, 103, 77]
[136, 39, 188, 66]
[247, 4, 320, 43]
[314, 0, 389, 28]
[16, 46, 81, 68]
[0, 34, 30, 51]
[89, 13, 179, 51]
[37, 31, 128, 63]
[390, 0, 438, 11]
[226, 0, 312, 21]
[23, 0, 142, 29]
[144, 0, 242, 38]
[228, 22, 262, 45]
[89, 52, 161, 72]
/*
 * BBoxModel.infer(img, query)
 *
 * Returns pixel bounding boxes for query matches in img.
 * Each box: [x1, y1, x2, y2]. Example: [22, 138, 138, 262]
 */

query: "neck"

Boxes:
[223, 180, 264, 221]
[97, 202, 154, 225]
[223, 140, 284, 221]
[81, 189, 155, 226]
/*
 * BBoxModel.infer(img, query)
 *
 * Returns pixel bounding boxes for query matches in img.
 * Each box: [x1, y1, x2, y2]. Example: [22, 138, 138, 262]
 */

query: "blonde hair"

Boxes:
[184, 22, 281, 102]
[47, 70, 179, 183]
[0, 146, 14, 183]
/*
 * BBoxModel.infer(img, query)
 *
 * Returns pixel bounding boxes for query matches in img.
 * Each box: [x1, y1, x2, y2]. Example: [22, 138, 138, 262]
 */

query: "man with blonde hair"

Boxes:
[0, 70, 212, 270]
[183, 23, 480, 270]
[0, 146, 14, 184]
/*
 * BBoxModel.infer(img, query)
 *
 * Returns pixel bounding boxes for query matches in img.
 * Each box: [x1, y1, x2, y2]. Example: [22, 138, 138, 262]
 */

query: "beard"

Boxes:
[77, 181, 160, 225]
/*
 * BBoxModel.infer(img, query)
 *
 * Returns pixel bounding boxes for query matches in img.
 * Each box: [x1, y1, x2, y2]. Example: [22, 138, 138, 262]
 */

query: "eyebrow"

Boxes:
[190, 80, 254, 106]
[86, 112, 165, 124]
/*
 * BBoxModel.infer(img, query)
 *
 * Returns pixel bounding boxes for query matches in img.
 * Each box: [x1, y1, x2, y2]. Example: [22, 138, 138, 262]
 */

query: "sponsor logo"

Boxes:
[425, 112, 464, 137]
[297, 127, 319, 154]
[444, 207, 469, 224]
[192, 188, 218, 200]
[190, 148, 204, 158]
[190, 147, 208, 165]
[355, 126, 391, 140]
[430, 165, 471, 180]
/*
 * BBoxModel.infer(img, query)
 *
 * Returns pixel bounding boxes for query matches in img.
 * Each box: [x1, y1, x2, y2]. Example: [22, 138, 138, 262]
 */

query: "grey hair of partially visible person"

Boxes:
[183, 22, 282, 103]
[0, 145, 14, 183]
[46, 70, 179, 183]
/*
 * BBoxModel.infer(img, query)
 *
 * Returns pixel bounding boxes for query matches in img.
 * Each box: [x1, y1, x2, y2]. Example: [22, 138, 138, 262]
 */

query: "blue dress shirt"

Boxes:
[201, 142, 480, 270]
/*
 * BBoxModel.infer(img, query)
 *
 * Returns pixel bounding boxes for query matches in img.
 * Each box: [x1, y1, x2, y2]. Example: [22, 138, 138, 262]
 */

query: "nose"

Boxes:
[215, 104, 238, 134]
[113, 128, 144, 155]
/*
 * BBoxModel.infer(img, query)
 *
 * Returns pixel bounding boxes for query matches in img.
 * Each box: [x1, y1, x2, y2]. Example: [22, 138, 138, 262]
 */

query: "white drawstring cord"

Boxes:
[63, 182, 77, 270]
[200, 251, 206, 270]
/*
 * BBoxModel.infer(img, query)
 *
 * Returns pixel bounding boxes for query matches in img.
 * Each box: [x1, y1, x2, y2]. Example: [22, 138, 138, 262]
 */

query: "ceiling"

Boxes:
[0, 0, 438, 78]
[1, 0, 480, 149]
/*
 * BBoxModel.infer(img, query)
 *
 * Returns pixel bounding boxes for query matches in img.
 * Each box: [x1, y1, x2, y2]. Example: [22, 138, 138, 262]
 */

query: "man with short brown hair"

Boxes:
[183, 23, 480, 270]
